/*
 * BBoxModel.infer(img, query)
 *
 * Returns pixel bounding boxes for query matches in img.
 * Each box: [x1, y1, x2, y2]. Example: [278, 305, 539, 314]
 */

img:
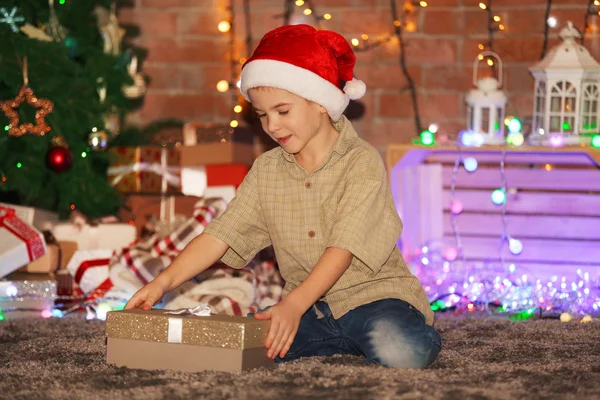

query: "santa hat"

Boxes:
[240, 24, 366, 121]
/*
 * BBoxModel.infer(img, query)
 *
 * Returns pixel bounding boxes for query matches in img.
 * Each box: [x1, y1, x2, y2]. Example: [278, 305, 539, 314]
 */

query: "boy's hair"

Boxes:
[239, 24, 366, 122]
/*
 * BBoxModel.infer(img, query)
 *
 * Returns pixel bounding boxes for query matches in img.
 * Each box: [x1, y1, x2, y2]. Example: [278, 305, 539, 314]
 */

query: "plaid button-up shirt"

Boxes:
[204, 116, 433, 325]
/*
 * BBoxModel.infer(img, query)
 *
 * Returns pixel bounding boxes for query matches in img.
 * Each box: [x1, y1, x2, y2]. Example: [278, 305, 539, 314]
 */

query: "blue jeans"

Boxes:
[256, 299, 442, 369]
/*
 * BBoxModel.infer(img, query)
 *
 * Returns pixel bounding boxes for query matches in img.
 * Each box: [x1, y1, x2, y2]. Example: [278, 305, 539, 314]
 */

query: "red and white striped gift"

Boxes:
[67, 249, 114, 300]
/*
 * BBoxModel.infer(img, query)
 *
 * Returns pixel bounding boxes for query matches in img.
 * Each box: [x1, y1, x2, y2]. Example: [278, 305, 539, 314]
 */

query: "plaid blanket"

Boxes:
[109, 198, 283, 316]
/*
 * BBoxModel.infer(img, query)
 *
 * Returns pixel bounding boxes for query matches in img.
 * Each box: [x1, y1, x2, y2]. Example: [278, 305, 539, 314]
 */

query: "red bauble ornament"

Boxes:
[46, 146, 73, 173]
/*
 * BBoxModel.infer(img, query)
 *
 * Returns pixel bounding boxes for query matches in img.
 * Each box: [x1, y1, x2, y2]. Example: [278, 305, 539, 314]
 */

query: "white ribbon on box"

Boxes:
[107, 149, 182, 190]
[181, 166, 236, 204]
[165, 304, 213, 344]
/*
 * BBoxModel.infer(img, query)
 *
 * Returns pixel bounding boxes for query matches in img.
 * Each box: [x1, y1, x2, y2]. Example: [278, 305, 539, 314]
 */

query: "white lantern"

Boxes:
[529, 21, 600, 146]
[465, 51, 507, 146]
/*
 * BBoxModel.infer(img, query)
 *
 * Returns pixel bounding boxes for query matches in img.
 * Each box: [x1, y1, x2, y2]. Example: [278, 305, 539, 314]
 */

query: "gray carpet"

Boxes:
[0, 315, 599, 400]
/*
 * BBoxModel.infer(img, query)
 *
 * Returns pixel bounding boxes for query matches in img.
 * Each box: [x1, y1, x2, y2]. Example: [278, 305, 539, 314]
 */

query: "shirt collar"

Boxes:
[279, 115, 358, 163]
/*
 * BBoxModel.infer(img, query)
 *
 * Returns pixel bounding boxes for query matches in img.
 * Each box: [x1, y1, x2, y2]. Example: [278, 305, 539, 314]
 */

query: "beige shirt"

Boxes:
[203, 116, 434, 325]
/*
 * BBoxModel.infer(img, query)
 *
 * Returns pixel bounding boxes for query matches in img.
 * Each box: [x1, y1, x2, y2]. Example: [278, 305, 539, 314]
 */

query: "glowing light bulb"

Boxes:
[420, 130, 435, 146]
[41, 309, 52, 319]
[324, 13, 331, 20]
[463, 157, 478, 172]
[479, 2, 486, 10]
[5, 284, 17, 297]
[233, 105, 242, 113]
[550, 134, 563, 147]
[443, 247, 458, 261]
[547, 17, 557, 27]
[95, 302, 113, 321]
[216, 80, 229, 93]
[507, 133, 524, 146]
[493, 15, 501, 22]
[491, 189, 506, 205]
[419, 1, 428, 6]
[230, 120, 239, 128]
[428, 123, 438, 133]
[450, 200, 463, 215]
[295, 0, 304, 5]
[506, 117, 522, 133]
[591, 135, 600, 148]
[217, 21, 231, 33]
[303, 8, 312, 15]
[351, 38, 359, 46]
[509, 238, 523, 255]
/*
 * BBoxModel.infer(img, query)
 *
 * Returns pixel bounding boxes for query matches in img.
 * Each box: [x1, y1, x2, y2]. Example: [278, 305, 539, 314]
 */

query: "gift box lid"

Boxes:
[105, 308, 268, 350]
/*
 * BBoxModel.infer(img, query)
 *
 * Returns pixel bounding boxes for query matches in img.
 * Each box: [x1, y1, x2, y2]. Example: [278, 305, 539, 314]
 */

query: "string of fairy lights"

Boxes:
[408, 2, 599, 318]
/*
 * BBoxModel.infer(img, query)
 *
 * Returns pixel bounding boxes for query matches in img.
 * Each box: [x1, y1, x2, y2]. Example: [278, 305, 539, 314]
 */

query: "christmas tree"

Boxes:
[0, 0, 146, 218]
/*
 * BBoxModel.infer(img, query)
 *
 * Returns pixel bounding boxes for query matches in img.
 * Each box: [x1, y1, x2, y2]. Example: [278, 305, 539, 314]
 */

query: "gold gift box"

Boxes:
[107, 147, 180, 194]
[105, 309, 274, 373]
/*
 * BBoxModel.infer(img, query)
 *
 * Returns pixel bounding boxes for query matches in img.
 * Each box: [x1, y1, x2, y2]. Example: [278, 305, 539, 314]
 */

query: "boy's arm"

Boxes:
[255, 247, 352, 359]
[155, 233, 229, 292]
[125, 233, 229, 310]
[284, 246, 352, 312]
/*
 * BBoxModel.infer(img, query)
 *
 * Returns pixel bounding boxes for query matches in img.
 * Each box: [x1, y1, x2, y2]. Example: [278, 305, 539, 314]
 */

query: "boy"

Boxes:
[125, 24, 441, 369]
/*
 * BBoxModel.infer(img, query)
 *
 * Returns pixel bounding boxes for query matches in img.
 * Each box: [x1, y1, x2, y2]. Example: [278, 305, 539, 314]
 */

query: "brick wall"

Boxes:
[120, 0, 595, 153]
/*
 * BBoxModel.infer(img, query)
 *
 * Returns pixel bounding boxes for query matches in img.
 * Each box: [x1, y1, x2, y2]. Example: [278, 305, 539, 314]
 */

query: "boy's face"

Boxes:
[248, 87, 329, 155]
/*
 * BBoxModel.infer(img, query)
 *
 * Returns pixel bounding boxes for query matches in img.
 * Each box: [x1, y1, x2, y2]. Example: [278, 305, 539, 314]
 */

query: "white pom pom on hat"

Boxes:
[344, 78, 367, 100]
[240, 24, 366, 121]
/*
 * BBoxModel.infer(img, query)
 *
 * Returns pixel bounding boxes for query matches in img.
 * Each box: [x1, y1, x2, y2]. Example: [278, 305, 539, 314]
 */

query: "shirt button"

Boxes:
[305, 182, 312, 189]
[308, 231, 315, 238]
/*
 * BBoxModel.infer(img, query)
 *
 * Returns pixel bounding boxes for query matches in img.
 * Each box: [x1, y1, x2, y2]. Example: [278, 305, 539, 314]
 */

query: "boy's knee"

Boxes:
[366, 319, 441, 369]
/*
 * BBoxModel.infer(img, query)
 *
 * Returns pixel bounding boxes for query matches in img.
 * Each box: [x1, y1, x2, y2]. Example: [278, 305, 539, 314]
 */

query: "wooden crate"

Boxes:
[386, 144, 600, 282]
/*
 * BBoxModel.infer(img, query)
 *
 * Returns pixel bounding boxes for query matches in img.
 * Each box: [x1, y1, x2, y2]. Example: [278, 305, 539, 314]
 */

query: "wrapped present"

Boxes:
[19, 231, 78, 273]
[180, 144, 255, 167]
[107, 146, 181, 194]
[51, 220, 135, 251]
[182, 121, 255, 146]
[67, 249, 114, 296]
[0, 206, 47, 279]
[0, 202, 58, 231]
[179, 122, 256, 167]
[181, 164, 248, 198]
[105, 307, 273, 372]
[0, 272, 56, 319]
[119, 194, 203, 238]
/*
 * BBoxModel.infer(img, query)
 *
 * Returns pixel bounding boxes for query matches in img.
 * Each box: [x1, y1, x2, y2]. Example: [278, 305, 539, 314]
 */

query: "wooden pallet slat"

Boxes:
[442, 189, 600, 217]
[443, 236, 600, 265]
[442, 213, 600, 240]
[442, 166, 600, 192]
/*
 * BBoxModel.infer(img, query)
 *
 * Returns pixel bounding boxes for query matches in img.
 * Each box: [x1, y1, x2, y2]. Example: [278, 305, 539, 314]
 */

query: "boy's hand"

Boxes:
[124, 281, 166, 311]
[254, 298, 304, 360]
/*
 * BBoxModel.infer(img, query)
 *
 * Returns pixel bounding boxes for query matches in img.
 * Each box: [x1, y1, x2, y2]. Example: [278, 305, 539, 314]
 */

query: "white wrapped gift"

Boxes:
[0, 202, 58, 231]
[52, 222, 136, 251]
[66, 249, 114, 294]
[0, 206, 47, 278]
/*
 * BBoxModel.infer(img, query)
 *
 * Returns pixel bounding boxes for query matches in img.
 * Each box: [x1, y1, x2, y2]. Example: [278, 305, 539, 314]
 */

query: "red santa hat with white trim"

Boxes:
[240, 24, 366, 121]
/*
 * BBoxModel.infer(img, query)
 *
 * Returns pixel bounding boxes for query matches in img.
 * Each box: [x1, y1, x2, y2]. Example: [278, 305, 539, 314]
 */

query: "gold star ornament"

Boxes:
[0, 86, 54, 137]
